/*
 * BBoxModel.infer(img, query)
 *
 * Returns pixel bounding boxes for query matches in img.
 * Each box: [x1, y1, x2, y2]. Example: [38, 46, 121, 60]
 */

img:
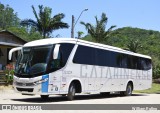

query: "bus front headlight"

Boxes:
[34, 78, 48, 85]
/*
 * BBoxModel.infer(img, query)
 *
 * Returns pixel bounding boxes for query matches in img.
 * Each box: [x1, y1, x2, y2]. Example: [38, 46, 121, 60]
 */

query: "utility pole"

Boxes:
[71, 15, 74, 38]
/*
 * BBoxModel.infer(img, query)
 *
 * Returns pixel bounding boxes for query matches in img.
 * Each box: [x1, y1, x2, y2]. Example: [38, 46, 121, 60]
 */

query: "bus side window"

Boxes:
[141, 58, 151, 70]
[121, 55, 128, 68]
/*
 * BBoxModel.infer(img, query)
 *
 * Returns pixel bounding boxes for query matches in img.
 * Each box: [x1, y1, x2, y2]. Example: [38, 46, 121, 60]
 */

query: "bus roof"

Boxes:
[24, 38, 151, 59]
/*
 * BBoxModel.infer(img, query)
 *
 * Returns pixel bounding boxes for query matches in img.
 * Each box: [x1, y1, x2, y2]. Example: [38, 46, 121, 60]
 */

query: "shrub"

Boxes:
[153, 64, 160, 79]
[4, 64, 14, 85]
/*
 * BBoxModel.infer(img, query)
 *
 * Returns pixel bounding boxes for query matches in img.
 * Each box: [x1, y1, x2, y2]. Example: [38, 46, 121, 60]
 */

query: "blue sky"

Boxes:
[1, 0, 160, 37]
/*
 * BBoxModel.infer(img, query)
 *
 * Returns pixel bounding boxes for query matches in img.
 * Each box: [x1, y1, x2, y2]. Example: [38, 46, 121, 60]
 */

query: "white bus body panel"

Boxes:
[12, 38, 152, 95]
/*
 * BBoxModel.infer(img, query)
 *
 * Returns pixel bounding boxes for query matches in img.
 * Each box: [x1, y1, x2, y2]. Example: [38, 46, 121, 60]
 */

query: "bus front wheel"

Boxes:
[67, 83, 76, 101]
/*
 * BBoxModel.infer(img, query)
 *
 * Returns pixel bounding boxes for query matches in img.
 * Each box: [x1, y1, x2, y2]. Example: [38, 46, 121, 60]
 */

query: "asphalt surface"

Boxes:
[0, 89, 160, 113]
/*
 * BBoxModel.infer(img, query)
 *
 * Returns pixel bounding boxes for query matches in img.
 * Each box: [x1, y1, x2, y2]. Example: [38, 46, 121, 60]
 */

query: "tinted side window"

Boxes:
[136, 58, 141, 70]
[127, 55, 136, 69]
[74, 45, 123, 67]
[73, 45, 151, 70]
[146, 59, 152, 70]
[95, 49, 109, 66]
[109, 52, 119, 67]
[60, 43, 75, 66]
[73, 45, 95, 65]
[141, 58, 152, 70]
[120, 54, 127, 68]
[132, 56, 138, 69]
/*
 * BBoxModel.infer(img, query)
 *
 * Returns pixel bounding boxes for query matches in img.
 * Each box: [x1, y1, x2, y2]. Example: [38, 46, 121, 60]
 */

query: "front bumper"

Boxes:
[13, 82, 42, 95]
[13, 75, 47, 95]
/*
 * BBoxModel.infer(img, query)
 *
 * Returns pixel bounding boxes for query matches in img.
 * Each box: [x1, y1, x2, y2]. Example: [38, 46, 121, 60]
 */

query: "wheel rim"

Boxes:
[69, 85, 75, 97]
[70, 86, 75, 96]
[127, 85, 132, 95]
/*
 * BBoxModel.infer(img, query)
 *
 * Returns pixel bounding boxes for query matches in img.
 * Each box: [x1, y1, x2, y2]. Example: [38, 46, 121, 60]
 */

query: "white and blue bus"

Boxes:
[9, 38, 152, 100]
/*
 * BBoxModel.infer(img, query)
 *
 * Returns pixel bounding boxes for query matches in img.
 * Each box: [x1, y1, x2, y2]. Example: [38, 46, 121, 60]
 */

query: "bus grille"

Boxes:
[15, 82, 35, 86]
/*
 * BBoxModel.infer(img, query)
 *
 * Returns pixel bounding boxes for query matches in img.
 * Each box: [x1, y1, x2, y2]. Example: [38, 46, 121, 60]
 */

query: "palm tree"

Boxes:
[21, 5, 69, 38]
[77, 31, 84, 38]
[80, 13, 116, 43]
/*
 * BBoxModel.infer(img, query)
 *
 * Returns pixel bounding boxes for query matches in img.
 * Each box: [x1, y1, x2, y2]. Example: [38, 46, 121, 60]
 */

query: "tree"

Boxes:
[21, 5, 69, 38]
[126, 39, 142, 53]
[153, 64, 160, 79]
[80, 13, 116, 43]
[7, 26, 43, 42]
[0, 3, 20, 29]
[77, 31, 84, 38]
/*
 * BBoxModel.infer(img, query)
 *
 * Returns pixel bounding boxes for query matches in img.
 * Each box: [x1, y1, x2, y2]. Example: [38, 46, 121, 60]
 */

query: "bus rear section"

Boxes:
[69, 43, 152, 96]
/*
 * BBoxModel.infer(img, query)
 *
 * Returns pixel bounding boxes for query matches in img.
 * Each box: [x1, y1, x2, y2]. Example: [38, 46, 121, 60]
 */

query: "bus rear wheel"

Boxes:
[121, 83, 133, 96]
[67, 83, 76, 101]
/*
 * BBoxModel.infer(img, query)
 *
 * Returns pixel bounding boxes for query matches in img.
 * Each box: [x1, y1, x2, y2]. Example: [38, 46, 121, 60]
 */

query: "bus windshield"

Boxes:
[14, 43, 75, 77]
[15, 45, 53, 76]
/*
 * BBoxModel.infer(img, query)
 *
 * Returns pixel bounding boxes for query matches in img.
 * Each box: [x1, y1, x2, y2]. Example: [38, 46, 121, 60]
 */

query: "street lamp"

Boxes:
[74, 8, 88, 28]
[71, 8, 88, 38]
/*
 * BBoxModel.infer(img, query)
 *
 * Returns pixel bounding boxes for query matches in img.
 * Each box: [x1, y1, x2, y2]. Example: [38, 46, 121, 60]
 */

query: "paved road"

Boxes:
[0, 89, 160, 113]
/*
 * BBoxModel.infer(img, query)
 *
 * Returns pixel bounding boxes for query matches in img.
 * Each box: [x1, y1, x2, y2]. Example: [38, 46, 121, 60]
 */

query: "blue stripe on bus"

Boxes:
[41, 74, 49, 93]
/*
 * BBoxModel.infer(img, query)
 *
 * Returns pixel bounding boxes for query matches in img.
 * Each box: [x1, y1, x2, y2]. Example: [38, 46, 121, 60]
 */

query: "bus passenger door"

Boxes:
[48, 44, 61, 93]
[48, 71, 61, 93]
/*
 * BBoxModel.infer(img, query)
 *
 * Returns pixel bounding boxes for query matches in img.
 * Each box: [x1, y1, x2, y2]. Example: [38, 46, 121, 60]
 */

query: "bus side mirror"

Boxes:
[9, 47, 22, 60]
[53, 44, 60, 59]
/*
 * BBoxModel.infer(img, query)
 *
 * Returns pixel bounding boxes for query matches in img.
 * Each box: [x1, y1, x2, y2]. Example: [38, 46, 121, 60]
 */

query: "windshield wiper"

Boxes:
[17, 49, 33, 75]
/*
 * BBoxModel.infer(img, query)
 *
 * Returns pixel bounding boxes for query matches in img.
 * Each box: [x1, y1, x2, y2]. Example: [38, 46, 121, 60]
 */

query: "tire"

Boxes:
[122, 83, 133, 96]
[67, 83, 76, 101]
[41, 95, 49, 100]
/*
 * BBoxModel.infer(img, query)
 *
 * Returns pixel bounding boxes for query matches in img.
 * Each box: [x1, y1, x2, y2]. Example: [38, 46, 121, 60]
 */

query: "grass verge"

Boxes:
[134, 83, 160, 94]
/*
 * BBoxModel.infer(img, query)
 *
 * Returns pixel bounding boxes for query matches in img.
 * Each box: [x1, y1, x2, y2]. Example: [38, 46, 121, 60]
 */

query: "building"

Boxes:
[0, 30, 26, 70]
